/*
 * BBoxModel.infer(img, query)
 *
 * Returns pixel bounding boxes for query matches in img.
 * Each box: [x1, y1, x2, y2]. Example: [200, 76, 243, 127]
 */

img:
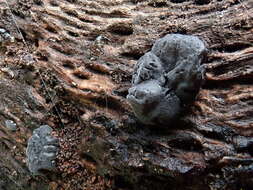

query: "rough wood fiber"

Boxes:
[0, 0, 252, 189]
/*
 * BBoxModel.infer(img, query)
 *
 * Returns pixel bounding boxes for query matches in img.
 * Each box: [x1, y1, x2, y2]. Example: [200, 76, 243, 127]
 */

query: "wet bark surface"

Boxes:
[0, 0, 252, 189]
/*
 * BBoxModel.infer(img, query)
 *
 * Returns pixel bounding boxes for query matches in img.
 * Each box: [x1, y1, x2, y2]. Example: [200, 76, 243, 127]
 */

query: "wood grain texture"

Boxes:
[0, 0, 252, 189]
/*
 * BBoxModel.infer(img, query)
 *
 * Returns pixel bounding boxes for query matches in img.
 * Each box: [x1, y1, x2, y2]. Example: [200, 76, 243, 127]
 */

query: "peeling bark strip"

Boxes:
[0, 0, 252, 189]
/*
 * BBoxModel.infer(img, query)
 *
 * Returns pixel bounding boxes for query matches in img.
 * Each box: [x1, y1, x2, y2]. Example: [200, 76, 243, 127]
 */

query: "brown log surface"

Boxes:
[0, 0, 252, 189]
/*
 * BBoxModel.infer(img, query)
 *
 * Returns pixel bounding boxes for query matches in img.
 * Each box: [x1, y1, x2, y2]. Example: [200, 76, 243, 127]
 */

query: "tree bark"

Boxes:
[0, 0, 252, 189]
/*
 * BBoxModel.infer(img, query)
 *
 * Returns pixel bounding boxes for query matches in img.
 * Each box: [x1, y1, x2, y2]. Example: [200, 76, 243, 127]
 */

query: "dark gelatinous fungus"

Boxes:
[127, 34, 207, 125]
[26, 125, 59, 175]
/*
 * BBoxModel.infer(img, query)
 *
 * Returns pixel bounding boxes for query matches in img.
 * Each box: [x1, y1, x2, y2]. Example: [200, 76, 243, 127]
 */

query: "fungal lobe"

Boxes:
[127, 34, 207, 125]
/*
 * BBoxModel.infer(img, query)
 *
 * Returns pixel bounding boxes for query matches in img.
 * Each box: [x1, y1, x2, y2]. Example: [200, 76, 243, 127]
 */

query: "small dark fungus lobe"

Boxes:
[26, 125, 59, 175]
[127, 34, 207, 125]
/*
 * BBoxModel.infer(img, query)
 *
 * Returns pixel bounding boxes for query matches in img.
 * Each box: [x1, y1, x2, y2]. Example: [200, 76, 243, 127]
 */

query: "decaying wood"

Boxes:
[0, 0, 252, 189]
